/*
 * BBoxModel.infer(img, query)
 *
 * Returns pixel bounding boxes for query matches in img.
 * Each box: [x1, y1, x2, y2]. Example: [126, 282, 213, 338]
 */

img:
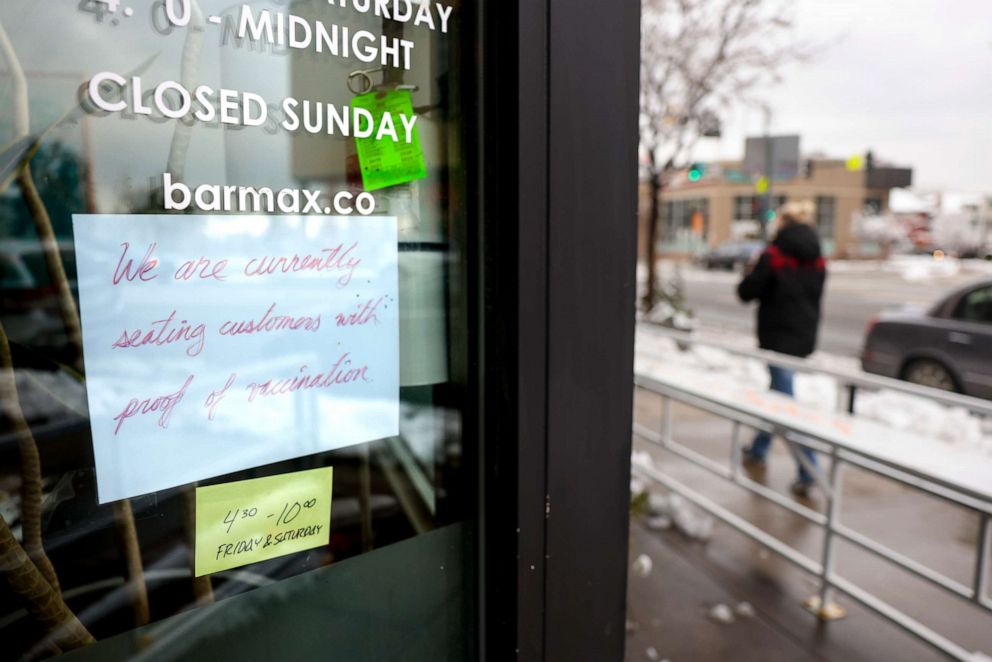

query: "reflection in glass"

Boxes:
[0, 0, 472, 656]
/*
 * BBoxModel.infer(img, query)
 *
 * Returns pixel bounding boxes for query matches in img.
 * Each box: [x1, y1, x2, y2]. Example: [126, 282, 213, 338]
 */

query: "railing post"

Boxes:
[806, 446, 846, 620]
[835, 382, 847, 414]
[975, 512, 990, 604]
[661, 396, 672, 448]
[729, 421, 741, 480]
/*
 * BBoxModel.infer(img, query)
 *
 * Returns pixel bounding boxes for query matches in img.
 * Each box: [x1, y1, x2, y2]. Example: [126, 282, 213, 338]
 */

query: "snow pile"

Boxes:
[631, 553, 653, 577]
[707, 602, 756, 625]
[828, 256, 992, 279]
[642, 300, 695, 332]
[636, 328, 992, 458]
[825, 259, 886, 274]
[855, 391, 989, 453]
[708, 603, 734, 624]
[632, 451, 715, 540]
[735, 601, 756, 618]
[886, 255, 960, 282]
[640, 341, 768, 389]
[647, 490, 713, 542]
[632, 450, 655, 471]
[793, 372, 839, 412]
[639, 334, 832, 407]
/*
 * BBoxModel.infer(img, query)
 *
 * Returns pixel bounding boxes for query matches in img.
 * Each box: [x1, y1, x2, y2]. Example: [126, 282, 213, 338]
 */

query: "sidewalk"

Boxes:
[625, 521, 942, 661]
[627, 391, 992, 661]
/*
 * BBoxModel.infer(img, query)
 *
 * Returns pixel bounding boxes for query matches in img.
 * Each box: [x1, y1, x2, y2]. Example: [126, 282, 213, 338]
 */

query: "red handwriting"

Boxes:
[243, 243, 361, 287]
[174, 256, 228, 281]
[113, 242, 159, 284]
[204, 373, 237, 420]
[111, 310, 206, 357]
[219, 303, 321, 337]
[245, 353, 369, 402]
[113, 374, 194, 435]
[336, 296, 383, 327]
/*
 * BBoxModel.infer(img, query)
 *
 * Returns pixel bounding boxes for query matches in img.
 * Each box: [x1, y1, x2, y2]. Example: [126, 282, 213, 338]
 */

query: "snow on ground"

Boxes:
[819, 255, 992, 282]
[639, 255, 992, 286]
[855, 390, 988, 453]
[635, 327, 992, 457]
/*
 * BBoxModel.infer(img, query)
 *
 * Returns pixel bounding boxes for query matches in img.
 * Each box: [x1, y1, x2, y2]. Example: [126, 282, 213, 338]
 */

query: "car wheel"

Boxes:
[902, 359, 959, 392]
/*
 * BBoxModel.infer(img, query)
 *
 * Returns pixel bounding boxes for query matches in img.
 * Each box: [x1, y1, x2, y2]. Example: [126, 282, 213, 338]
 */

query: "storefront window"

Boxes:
[732, 194, 786, 223]
[815, 194, 836, 253]
[0, 0, 475, 657]
[662, 198, 709, 252]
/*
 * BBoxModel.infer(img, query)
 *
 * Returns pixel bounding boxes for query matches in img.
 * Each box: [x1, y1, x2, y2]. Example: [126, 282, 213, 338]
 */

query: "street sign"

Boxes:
[743, 135, 801, 181]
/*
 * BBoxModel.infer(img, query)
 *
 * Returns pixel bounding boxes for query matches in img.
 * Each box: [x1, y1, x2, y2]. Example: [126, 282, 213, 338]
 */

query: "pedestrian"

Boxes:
[737, 199, 826, 498]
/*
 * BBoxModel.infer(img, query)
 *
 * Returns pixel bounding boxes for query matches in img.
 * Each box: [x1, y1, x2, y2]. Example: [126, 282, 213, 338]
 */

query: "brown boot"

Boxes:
[741, 448, 767, 482]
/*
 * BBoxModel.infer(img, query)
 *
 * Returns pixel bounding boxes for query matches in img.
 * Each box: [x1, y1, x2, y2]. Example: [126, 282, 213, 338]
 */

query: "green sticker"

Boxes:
[351, 90, 427, 192]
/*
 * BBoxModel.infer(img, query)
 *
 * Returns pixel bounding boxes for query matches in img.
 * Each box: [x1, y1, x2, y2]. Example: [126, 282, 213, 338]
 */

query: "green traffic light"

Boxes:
[688, 164, 703, 182]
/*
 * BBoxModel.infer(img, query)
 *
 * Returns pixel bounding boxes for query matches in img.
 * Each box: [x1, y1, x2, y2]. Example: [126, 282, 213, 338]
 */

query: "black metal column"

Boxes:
[543, 0, 640, 660]
[481, 0, 639, 659]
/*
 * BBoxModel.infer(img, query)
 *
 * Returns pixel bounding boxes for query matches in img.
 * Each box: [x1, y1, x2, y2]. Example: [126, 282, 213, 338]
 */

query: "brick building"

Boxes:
[641, 155, 913, 258]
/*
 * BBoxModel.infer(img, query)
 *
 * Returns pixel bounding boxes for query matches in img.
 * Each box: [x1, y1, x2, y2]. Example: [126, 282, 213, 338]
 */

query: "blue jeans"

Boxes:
[748, 365, 819, 485]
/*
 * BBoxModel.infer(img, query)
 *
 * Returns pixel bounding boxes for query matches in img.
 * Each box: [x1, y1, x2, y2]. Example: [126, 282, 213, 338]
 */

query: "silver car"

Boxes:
[862, 280, 992, 398]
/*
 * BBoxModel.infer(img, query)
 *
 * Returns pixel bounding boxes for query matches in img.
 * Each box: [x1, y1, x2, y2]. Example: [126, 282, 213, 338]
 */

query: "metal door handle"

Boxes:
[948, 332, 972, 345]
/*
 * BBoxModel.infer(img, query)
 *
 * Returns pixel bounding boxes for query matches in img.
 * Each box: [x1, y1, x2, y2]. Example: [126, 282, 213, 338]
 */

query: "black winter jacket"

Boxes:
[737, 223, 827, 357]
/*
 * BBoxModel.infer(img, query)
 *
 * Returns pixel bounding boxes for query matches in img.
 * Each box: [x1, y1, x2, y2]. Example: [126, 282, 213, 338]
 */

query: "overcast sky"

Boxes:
[693, 0, 992, 194]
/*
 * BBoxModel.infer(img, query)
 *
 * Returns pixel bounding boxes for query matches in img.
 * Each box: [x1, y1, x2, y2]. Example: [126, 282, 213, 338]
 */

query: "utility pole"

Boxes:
[762, 106, 774, 241]
[982, 196, 992, 257]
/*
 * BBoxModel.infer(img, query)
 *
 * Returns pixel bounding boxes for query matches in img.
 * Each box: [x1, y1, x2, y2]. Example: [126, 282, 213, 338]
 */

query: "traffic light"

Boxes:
[687, 163, 704, 182]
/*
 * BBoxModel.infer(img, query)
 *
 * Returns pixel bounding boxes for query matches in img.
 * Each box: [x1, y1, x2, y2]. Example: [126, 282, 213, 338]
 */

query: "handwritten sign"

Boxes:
[72, 214, 399, 503]
[352, 90, 427, 191]
[194, 467, 333, 576]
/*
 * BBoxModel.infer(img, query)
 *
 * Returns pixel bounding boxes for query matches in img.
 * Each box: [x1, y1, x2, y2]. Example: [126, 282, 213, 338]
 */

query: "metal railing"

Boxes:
[632, 366, 992, 661]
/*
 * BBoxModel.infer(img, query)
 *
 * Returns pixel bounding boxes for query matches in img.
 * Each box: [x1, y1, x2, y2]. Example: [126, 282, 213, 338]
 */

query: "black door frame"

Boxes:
[479, 1, 641, 659]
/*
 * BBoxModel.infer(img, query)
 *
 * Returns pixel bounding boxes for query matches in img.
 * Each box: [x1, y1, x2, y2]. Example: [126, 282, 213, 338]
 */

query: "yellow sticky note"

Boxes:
[194, 467, 333, 577]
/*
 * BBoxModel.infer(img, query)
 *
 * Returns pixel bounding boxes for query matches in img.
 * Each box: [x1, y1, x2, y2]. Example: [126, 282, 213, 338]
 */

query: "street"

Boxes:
[670, 260, 992, 357]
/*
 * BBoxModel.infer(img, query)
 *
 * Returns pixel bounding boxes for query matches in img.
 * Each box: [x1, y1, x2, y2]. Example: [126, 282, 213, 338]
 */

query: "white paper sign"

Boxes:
[72, 214, 399, 502]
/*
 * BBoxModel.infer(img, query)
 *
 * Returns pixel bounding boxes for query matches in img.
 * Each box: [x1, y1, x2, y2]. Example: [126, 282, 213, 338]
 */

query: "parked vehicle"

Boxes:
[861, 280, 992, 398]
[697, 240, 763, 271]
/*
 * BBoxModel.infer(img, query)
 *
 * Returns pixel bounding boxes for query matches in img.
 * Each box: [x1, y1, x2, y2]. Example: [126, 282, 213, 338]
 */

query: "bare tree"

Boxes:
[640, 0, 804, 310]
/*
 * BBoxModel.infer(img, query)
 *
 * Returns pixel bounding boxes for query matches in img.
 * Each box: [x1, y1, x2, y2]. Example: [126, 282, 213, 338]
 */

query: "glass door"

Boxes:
[0, 1, 477, 658]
